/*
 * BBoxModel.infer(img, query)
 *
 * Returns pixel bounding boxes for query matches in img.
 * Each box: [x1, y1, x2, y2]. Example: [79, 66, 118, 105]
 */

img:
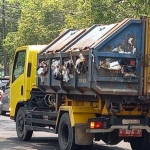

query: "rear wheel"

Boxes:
[129, 131, 150, 150]
[16, 107, 33, 141]
[58, 113, 92, 150]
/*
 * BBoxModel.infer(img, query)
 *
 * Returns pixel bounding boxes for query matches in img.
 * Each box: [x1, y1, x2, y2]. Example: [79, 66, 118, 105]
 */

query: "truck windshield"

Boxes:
[12, 50, 26, 82]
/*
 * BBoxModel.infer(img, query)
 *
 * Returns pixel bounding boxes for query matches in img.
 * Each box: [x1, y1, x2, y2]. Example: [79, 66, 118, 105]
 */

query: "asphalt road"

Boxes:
[0, 114, 132, 150]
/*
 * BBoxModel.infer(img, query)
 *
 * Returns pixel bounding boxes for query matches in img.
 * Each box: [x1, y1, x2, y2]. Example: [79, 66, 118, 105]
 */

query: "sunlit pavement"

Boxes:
[0, 114, 131, 150]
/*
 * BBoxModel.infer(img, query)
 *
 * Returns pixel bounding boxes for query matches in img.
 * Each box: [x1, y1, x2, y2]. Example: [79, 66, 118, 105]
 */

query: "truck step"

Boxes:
[25, 118, 56, 125]
[26, 110, 58, 117]
[25, 125, 56, 133]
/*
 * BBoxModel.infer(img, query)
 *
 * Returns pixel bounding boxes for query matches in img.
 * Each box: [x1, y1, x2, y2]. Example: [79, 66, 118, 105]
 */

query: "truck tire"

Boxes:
[16, 107, 33, 141]
[129, 132, 150, 150]
[58, 113, 92, 150]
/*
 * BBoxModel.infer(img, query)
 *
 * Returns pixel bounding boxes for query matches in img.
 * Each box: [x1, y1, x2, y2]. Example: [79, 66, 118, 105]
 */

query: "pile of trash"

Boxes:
[99, 58, 137, 78]
[50, 53, 87, 82]
[37, 61, 48, 84]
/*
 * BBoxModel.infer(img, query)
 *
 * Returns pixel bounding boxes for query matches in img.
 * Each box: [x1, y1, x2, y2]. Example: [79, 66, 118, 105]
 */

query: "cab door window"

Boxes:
[12, 50, 26, 82]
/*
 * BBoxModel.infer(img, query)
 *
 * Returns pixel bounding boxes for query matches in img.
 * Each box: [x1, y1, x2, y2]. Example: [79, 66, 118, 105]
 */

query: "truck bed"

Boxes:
[37, 16, 149, 97]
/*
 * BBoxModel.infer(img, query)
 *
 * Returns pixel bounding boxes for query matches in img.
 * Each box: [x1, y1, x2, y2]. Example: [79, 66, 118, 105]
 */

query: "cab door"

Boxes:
[10, 50, 26, 117]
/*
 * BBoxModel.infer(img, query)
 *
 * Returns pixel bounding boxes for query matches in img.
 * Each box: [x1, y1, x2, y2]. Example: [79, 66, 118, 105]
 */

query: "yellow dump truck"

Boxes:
[10, 16, 150, 150]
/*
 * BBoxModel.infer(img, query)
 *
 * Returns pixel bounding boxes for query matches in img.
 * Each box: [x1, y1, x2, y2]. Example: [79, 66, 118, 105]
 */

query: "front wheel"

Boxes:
[16, 107, 33, 141]
[58, 113, 92, 150]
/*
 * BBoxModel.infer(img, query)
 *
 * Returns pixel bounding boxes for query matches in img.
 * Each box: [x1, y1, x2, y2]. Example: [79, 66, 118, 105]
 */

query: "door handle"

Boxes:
[21, 86, 23, 95]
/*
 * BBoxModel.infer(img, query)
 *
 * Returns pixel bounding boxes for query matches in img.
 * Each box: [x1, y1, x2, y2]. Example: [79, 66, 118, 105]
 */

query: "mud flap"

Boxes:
[75, 124, 94, 145]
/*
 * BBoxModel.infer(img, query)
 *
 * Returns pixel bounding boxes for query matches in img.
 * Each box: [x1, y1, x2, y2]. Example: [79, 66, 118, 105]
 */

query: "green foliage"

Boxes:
[3, 32, 18, 60]
[0, 0, 21, 67]
[16, 0, 65, 46]
[63, 0, 93, 28]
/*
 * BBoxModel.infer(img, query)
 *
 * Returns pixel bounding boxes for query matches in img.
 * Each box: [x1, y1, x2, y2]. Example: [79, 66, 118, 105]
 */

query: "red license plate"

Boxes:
[119, 129, 142, 137]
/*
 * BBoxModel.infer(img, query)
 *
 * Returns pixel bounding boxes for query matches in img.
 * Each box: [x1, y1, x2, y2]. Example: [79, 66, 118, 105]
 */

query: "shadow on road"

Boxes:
[93, 143, 126, 150]
[0, 136, 128, 150]
[0, 137, 58, 150]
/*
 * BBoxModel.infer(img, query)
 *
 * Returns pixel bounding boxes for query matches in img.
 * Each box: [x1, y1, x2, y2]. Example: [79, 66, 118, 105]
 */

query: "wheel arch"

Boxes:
[56, 108, 74, 133]
[56, 106, 95, 146]
[55, 106, 96, 133]
[14, 101, 25, 121]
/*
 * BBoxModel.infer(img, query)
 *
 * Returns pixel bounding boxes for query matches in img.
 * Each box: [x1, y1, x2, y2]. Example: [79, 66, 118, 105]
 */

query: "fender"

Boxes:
[56, 105, 96, 145]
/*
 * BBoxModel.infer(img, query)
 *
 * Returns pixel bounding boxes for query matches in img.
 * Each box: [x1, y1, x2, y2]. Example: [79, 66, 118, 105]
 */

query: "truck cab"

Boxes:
[10, 45, 47, 118]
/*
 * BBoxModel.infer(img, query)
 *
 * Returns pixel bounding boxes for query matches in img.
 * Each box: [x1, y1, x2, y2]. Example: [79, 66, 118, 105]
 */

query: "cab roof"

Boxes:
[16, 45, 47, 53]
